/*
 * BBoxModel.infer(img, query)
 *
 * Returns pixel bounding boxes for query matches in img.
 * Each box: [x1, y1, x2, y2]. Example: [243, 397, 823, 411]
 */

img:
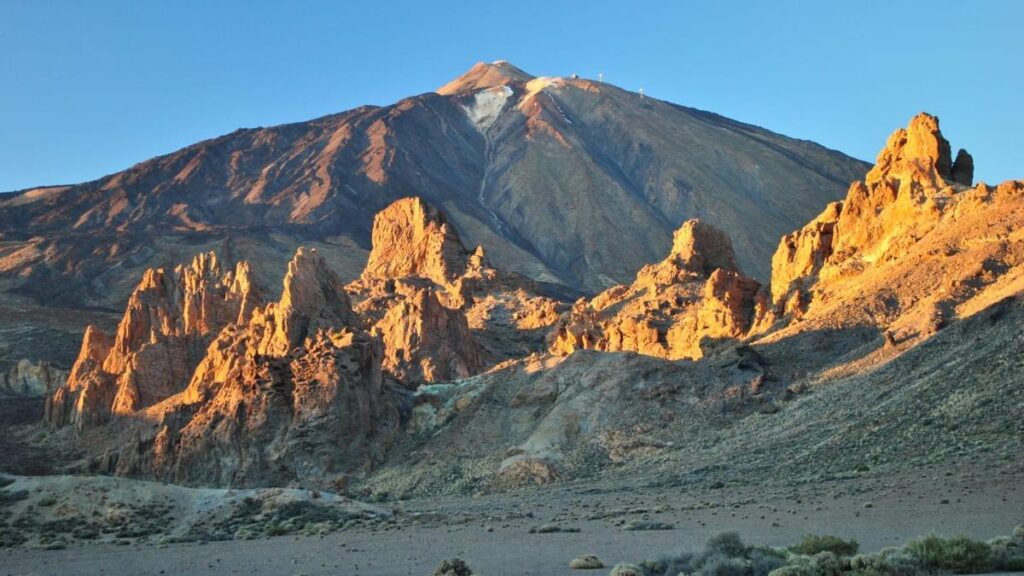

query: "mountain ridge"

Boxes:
[0, 61, 869, 370]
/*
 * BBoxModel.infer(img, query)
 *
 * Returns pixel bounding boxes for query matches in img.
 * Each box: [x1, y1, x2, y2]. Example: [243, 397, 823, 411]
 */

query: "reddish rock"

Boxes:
[361, 197, 471, 287]
[551, 219, 762, 360]
[46, 252, 259, 429]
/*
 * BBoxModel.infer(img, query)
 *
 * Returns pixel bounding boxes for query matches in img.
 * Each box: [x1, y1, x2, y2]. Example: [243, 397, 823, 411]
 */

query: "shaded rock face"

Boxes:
[117, 249, 400, 487]
[551, 220, 764, 360]
[0, 360, 67, 396]
[45, 252, 258, 430]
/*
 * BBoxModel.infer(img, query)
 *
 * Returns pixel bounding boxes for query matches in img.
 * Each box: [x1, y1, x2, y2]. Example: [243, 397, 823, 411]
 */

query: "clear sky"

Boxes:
[1, 0, 1021, 192]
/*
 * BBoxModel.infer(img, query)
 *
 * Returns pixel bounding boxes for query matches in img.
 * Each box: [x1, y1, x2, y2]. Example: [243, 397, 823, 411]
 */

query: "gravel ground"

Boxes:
[3, 469, 1021, 576]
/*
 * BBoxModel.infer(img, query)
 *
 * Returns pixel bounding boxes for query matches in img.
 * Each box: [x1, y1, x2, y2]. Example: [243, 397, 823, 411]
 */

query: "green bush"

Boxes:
[789, 534, 859, 557]
[750, 547, 790, 576]
[768, 551, 847, 576]
[699, 553, 750, 576]
[432, 558, 473, 576]
[849, 550, 925, 576]
[708, 531, 749, 558]
[988, 534, 1024, 572]
[905, 534, 992, 574]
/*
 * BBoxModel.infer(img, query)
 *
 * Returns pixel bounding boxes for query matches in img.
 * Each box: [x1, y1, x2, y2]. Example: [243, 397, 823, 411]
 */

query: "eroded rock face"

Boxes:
[0, 360, 67, 396]
[770, 113, 979, 315]
[769, 201, 842, 316]
[371, 284, 485, 385]
[46, 252, 259, 429]
[361, 197, 471, 287]
[551, 220, 764, 360]
[766, 112, 1024, 345]
[116, 248, 400, 486]
[352, 197, 557, 385]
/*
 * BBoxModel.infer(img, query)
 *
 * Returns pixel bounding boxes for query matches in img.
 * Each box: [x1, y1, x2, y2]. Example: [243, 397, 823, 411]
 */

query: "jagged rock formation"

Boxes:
[0, 359, 67, 396]
[767, 113, 1017, 328]
[361, 197, 471, 286]
[23, 113, 1024, 498]
[113, 248, 400, 486]
[0, 62, 867, 380]
[351, 198, 540, 384]
[46, 252, 258, 429]
[551, 220, 765, 360]
[760, 113, 1024, 377]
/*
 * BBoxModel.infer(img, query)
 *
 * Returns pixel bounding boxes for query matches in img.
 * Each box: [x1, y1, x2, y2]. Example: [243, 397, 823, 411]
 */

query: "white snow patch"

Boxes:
[522, 76, 565, 99]
[462, 85, 513, 132]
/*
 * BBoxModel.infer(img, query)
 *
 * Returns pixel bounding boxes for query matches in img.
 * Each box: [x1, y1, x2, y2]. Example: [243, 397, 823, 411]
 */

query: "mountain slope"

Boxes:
[0, 61, 868, 367]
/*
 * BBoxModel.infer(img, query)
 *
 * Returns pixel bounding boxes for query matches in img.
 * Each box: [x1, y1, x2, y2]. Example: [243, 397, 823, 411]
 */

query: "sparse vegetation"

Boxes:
[616, 527, 1024, 576]
[530, 523, 580, 533]
[788, 534, 859, 557]
[432, 558, 474, 576]
[905, 534, 992, 573]
[608, 564, 645, 576]
[622, 520, 674, 531]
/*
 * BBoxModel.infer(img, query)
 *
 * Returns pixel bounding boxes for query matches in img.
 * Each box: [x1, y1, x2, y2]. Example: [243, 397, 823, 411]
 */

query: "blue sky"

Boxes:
[1, 0, 1021, 191]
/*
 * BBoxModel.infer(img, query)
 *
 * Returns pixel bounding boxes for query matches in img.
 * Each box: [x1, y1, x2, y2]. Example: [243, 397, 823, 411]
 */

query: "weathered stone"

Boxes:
[361, 197, 471, 286]
[46, 252, 259, 429]
[551, 219, 761, 360]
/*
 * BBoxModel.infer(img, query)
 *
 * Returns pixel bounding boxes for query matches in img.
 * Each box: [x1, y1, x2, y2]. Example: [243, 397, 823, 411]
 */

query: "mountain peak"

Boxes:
[437, 60, 535, 95]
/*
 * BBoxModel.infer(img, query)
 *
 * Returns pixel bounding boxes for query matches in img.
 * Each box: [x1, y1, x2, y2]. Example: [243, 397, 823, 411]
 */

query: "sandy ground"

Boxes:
[3, 469, 1021, 576]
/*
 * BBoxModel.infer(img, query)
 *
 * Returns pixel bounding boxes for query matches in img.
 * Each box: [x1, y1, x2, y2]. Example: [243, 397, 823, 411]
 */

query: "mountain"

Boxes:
[27, 113, 1024, 496]
[0, 61, 868, 368]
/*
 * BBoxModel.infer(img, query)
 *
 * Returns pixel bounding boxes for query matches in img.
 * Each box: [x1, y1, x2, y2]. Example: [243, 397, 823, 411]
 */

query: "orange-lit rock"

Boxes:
[361, 197, 471, 287]
[769, 201, 842, 315]
[122, 248, 399, 486]
[46, 252, 259, 429]
[373, 285, 485, 384]
[551, 220, 762, 360]
[766, 112, 1024, 347]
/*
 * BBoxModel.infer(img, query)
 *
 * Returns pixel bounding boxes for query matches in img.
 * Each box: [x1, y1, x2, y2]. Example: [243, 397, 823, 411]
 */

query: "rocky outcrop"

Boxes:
[551, 220, 764, 360]
[46, 326, 114, 429]
[769, 201, 842, 316]
[831, 113, 971, 265]
[361, 197, 472, 287]
[770, 113, 979, 315]
[372, 284, 485, 385]
[766, 112, 1024, 350]
[45, 252, 259, 430]
[115, 248, 400, 486]
[352, 198, 557, 385]
[0, 360, 67, 396]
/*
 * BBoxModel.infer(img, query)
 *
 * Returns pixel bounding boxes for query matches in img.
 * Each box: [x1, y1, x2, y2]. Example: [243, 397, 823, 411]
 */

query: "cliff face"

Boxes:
[767, 112, 1024, 346]
[113, 248, 399, 487]
[45, 252, 258, 430]
[550, 220, 766, 360]
[361, 197, 471, 286]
